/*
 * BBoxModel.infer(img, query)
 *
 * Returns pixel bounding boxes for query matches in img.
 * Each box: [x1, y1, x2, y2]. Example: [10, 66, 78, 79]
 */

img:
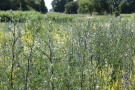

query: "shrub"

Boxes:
[0, 10, 45, 22]
[114, 11, 120, 17]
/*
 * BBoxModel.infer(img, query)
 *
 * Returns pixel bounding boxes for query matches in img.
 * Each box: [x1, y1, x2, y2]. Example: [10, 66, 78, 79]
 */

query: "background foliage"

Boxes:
[0, 0, 48, 13]
[51, 0, 135, 14]
[0, 0, 135, 14]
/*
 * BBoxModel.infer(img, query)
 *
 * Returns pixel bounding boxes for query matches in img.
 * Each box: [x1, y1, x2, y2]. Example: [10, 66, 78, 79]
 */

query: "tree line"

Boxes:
[52, 0, 135, 14]
[0, 0, 135, 14]
[0, 0, 48, 13]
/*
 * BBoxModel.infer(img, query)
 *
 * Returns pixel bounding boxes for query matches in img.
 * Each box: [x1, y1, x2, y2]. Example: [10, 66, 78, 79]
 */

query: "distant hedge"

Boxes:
[0, 11, 86, 23]
[0, 10, 46, 22]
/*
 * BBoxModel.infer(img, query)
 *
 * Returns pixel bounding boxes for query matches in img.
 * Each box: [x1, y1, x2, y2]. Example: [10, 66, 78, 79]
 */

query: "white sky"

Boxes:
[44, 0, 53, 10]
[44, 0, 76, 10]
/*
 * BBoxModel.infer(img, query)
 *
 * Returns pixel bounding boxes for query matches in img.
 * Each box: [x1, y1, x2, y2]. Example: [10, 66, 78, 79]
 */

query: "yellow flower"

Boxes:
[21, 31, 33, 45]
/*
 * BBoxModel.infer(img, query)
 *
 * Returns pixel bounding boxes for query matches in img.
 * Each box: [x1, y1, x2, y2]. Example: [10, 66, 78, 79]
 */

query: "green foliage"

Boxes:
[0, 0, 11, 10]
[94, 0, 110, 14]
[0, 12, 135, 89]
[78, 0, 94, 15]
[120, 0, 135, 13]
[1, 0, 135, 14]
[132, 13, 135, 18]
[0, 11, 46, 22]
[65, 1, 78, 14]
[114, 11, 120, 17]
[52, 0, 73, 12]
[0, 11, 85, 23]
[77, 0, 135, 15]
[0, 0, 48, 13]
[40, 0, 48, 14]
[47, 13, 75, 22]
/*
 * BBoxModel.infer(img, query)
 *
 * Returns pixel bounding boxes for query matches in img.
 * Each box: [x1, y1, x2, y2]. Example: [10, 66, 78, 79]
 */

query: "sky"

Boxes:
[44, 0, 53, 10]
[44, 0, 76, 10]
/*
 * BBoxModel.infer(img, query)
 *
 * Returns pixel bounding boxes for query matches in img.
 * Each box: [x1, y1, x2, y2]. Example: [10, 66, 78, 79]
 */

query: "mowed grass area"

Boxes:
[0, 11, 135, 90]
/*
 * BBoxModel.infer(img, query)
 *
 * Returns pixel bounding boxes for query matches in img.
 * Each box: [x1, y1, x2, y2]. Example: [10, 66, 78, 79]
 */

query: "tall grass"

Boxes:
[0, 13, 135, 89]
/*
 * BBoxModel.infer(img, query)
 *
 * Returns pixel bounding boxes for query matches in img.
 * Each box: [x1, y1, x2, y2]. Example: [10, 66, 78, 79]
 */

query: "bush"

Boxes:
[46, 12, 85, 22]
[0, 10, 46, 22]
[114, 11, 120, 17]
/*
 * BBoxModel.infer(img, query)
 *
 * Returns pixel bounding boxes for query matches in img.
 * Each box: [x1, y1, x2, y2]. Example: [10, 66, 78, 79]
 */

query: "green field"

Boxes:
[0, 11, 135, 90]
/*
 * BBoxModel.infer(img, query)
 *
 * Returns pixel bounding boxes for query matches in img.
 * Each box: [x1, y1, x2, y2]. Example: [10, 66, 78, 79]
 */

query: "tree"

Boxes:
[65, 1, 78, 14]
[0, 0, 48, 13]
[40, 0, 48, 13]
[119, 0, 135, 13]
[93, 0, 110, 14]
[52, 0, 73, 12]
[78, 0, 94, 15]
[10, 0, 28, 10]
[107, 0, 115, 15]
[0, 0, 11, 10]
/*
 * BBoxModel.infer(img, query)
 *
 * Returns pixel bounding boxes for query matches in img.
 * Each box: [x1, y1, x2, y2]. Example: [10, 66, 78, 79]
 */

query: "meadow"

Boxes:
[0, 11, 135, 90]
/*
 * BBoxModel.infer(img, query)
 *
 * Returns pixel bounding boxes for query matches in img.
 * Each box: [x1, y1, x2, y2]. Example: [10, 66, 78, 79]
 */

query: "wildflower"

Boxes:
[122, 80, 128, 84]
[125, 54, 128, 57]
[15, 18, 19, 21]
[77, 17, 80, 19]
[122, 72, 129, 89]
[122, 72, 128, 75]
[117, 16, 121, 18]
[100, 43, 103, 46]
[128, 48, 131, 51]
[17, 28, 21, 34]
[9, 25, 14, 31]
[49, 21, 52, 24]
[87, 48, 92, 53]
[96, 86, 100, 89]
[26, 17, 29, 20]
[55, 17, 58, 19]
